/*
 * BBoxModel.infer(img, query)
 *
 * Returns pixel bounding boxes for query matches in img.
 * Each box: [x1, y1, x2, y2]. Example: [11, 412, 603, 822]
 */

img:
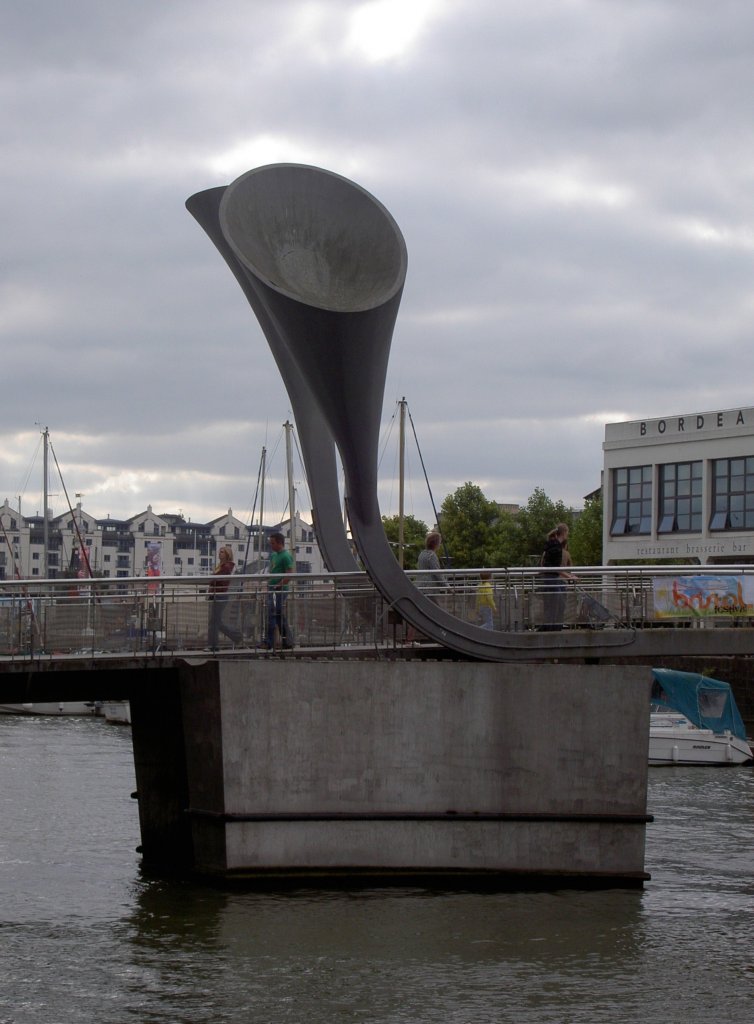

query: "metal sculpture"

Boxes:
[186, 184, 358, 574]
[187, 164, 632, 659]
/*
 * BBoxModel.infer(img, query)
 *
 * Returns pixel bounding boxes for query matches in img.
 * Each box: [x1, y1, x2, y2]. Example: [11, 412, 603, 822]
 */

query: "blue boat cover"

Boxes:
[651, 668, 748, 740]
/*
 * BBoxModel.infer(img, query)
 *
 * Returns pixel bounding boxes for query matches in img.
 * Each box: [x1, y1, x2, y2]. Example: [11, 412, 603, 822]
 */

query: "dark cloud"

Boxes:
[2, 0, 754, 530]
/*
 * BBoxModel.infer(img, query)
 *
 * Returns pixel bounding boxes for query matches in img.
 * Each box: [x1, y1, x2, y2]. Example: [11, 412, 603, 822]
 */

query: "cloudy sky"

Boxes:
[3, 0, 754, 531]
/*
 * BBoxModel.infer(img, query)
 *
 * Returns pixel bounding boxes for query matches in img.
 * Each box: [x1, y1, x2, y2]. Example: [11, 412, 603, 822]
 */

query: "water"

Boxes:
[1, 716, 753, 1024]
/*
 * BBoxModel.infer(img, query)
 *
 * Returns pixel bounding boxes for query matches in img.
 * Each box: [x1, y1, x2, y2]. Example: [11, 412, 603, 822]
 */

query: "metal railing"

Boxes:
[0, 564, 752, 661]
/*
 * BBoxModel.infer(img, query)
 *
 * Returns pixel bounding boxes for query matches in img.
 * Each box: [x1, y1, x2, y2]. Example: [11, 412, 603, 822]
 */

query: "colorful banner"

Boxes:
[146, 541, 162, 577]
[146, 541, 162, 594]
[652, 575, 754, 618]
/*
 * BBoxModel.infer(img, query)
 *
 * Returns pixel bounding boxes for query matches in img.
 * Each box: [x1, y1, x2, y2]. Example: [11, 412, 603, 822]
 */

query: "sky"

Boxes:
[3, 0, 754, 530]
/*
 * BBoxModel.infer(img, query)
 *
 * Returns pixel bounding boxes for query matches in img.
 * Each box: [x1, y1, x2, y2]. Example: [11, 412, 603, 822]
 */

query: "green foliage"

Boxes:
[438, 482, 503, 568]
[381, 513, 429, 569]
[509, 487, 574, 566]
[488, 510, 520, 568]
[427, 482, 604, 570]
[569, 494, 603, 565]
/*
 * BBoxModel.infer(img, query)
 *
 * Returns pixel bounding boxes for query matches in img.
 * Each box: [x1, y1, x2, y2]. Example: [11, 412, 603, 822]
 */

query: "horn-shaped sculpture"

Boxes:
[187, 164, 632, 660]
[186, 185, 358, 574]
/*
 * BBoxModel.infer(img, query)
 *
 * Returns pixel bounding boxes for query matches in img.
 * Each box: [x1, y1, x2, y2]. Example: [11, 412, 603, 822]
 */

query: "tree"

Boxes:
[438, 482, 502, 568]
[569, 494, 603, 565]
[381, 513, 429, 569]
[510, 487, 574, 566]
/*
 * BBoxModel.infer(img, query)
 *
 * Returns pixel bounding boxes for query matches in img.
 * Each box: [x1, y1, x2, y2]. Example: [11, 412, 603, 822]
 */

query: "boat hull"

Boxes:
[649, 713, 753, 765]
[0, 702, 100, 717]
[102, 701, 131, 725]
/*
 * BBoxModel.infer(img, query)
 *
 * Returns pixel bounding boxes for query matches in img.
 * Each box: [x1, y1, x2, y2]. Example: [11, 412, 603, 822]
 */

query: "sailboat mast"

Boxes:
[284, 420, 296, 554]
[258, 446, 266, 567]
[398, 397, 406, 569]
[42, 426, 49, 579]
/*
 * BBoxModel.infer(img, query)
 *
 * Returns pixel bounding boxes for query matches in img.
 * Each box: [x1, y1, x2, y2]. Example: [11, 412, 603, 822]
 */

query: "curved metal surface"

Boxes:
[189, 164, 635, 660]
[185, 186, 358, 573]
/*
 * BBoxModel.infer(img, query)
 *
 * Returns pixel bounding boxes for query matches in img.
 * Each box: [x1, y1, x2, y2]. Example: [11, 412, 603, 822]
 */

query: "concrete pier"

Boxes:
[132, 659, 652, 886]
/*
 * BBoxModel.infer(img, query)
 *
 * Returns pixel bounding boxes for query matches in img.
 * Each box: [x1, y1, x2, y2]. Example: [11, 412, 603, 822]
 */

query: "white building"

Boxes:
[274, 511, 327, 575]
[0, 501, 325, 580]
[603, 405, 754, 565]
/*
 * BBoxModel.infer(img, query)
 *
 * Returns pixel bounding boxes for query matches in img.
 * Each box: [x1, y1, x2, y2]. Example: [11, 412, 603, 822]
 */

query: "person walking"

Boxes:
[266, 531, 294, 650]
[208, 545, 242, 649]
[406, 531, 446, 644]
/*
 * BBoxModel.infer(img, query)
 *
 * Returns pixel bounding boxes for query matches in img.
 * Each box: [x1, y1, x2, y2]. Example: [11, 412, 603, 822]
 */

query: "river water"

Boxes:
[1, 714, 752, 1024]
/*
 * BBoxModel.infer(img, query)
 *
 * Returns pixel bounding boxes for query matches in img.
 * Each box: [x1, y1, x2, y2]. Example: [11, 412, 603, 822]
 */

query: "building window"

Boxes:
[710, 457, 754, 530]
[658, 461, 702, 533]
[611, 465, 652, 534]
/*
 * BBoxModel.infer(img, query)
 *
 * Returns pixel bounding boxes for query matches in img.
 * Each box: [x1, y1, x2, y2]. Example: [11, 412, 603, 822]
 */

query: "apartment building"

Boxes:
[0, 501, 325, 579]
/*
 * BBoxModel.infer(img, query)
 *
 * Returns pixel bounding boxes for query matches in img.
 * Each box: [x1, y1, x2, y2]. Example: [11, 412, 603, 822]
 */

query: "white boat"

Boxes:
[649, 710, 753, 765]
[0, 701, 100, 716]
[649, 668, 753, 766]
[102, 700, 131, 725]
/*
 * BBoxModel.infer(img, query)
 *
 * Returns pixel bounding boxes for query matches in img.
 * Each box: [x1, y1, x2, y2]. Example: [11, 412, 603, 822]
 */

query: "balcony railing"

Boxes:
[0, 565, 752, 661]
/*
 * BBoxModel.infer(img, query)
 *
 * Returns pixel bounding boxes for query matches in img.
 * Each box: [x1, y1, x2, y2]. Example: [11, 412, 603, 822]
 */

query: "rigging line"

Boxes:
[242, 449, 264, 528]
[291, 429, 314, 513]
[407, 404, 448, 560]
[248, 456, 263, 524]
[378, 404, 403, 516]
[0, 516, 23, 581]
[48, 439, 93, 578]
[242, 448, 266, 571]
[0, 516, 39, 637]
[261, 426, 293, 525]
[265, 428, 284, 466]
[17, 433, 43, 505]
[377, 401, 399, 471]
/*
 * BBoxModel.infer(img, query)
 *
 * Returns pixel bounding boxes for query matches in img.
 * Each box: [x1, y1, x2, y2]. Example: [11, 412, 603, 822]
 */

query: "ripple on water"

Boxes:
[1, 719, 754, 1023]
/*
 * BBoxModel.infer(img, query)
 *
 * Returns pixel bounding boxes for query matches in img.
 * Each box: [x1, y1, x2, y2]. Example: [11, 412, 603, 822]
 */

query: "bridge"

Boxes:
[3, 566, 750, 889]
[0, 564, 751, 675]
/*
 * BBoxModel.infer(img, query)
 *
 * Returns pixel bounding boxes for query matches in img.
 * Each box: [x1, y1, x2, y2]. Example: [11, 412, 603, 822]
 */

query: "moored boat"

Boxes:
[102, 700, 131, 725]
[649, 668, 753, 766]
[0, 701, 100, 716]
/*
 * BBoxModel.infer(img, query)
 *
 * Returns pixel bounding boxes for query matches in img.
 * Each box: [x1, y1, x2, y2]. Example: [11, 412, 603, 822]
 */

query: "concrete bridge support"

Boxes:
[131, 660, 652, 886]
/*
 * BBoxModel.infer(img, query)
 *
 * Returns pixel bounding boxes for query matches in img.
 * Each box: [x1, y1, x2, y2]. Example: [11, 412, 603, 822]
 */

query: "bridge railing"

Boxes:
[0, 564, 751, 660]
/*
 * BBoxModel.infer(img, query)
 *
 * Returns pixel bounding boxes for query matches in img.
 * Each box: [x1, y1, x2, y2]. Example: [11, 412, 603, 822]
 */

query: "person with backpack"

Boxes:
[540, 523, 574, 631]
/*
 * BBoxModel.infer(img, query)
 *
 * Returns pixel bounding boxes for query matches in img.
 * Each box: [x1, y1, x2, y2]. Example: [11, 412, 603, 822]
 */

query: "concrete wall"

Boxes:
[178, 660, 651, 886]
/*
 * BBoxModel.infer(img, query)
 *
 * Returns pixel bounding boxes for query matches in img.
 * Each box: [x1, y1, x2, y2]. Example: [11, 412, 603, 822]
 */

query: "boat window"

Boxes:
[698, 689, 727, 718]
